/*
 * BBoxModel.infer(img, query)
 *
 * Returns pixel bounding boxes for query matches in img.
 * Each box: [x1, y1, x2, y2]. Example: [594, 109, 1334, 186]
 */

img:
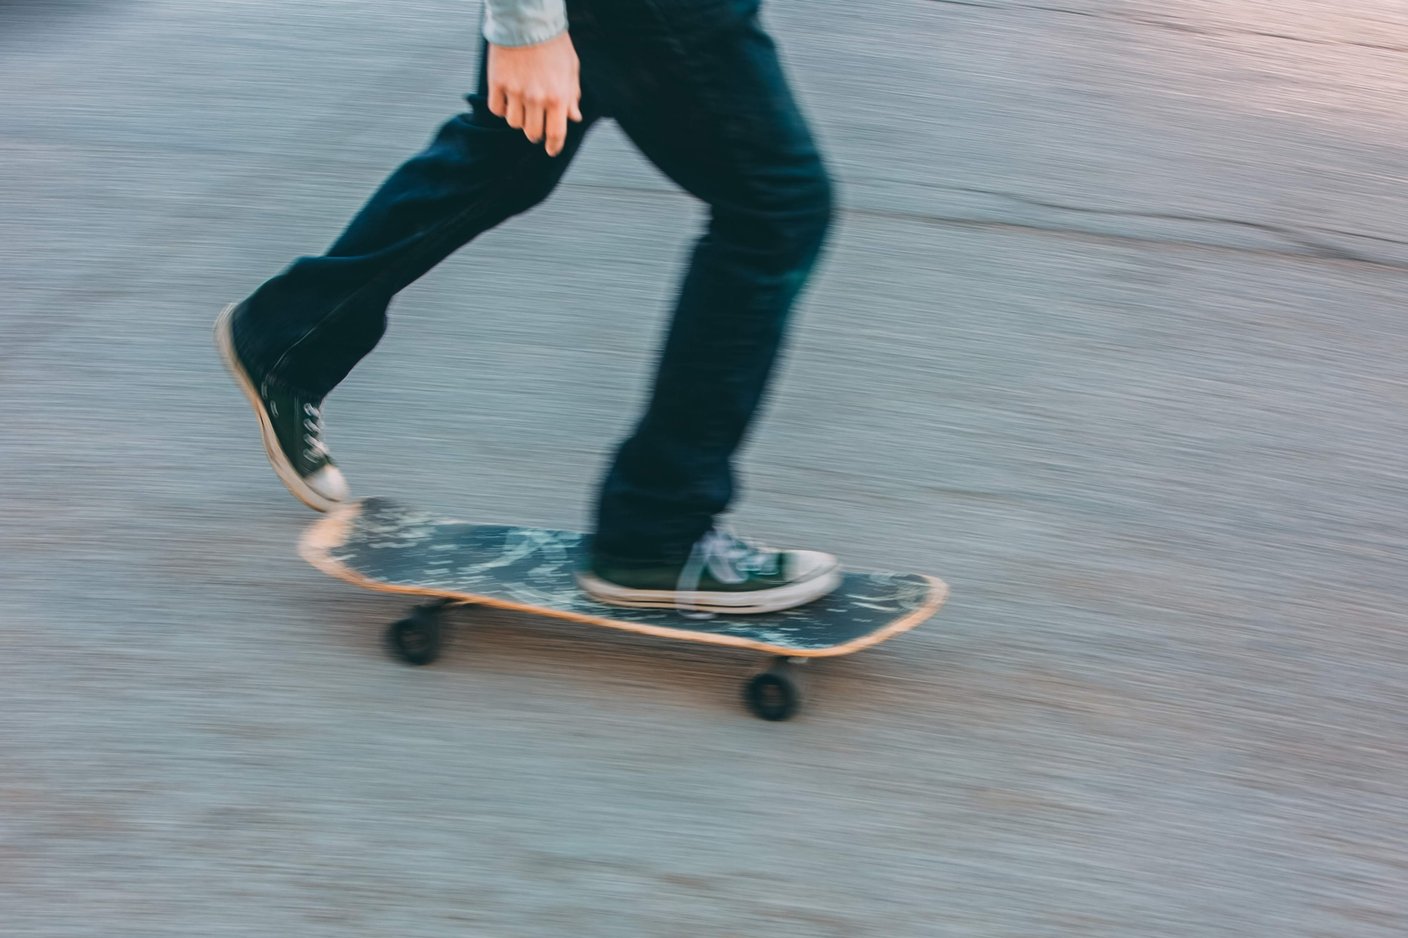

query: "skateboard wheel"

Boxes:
[387, 611, 442, 666]
[743, 672, 800, 721]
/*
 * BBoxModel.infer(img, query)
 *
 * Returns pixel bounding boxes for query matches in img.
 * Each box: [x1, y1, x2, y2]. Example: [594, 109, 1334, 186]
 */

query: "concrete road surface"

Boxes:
[3, 1, 1407, 934]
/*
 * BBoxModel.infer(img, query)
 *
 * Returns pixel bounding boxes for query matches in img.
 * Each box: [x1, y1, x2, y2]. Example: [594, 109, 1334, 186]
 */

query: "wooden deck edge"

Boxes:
[298, 502, 950, 659]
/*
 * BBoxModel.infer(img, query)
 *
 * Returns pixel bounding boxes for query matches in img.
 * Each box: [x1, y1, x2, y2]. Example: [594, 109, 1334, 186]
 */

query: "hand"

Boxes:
[487, 32, 584, 157]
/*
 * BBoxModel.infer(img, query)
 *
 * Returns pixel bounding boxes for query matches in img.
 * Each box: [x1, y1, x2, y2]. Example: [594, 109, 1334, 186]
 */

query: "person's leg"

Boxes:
[583, 1, 832, 554]
[217, 42, 598, 509]
[573, 0, 838, 611]
[234, 46, 598, 396]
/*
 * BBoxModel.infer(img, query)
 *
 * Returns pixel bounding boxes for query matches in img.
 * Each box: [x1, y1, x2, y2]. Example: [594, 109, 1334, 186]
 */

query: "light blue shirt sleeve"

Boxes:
[483, 0, 568, 47]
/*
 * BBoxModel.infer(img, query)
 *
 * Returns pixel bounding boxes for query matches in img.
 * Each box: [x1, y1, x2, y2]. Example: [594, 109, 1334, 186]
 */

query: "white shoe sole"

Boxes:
[214, 303, 345, 513]
[575, 565, 843, 615]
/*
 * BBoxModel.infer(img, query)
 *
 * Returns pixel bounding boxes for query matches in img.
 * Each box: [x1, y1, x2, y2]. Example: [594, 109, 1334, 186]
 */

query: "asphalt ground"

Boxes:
[3, 1, 1407, 934]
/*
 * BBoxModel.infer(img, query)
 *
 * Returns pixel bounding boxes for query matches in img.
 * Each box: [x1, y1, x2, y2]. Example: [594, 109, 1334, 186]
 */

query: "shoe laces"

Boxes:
[675, 527, 776, 619]
[262, 378, 331, 468]
[301, 401, 329, 465]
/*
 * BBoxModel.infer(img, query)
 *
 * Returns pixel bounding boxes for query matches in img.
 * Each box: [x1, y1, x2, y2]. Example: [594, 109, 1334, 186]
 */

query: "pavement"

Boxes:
[3, 1, 1407, 935]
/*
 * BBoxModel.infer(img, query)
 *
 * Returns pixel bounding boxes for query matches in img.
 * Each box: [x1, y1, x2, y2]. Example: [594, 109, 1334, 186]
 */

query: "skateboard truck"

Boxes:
[387, 600, 806, 721]
[385, 598, 461, 666]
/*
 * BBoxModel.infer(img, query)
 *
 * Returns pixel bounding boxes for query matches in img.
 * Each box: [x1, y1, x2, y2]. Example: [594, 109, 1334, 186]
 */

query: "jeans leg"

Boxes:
[233, 43, 599, 397]
[580, 2, 834, 561]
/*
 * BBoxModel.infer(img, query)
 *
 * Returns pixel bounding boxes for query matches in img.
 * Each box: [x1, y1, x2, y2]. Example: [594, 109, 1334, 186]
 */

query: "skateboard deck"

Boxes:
[300, 497, 949, 719]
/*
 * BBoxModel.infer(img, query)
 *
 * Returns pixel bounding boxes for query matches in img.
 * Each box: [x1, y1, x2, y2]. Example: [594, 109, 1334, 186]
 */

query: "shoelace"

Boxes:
[301, 402, 330, 465]
[675, 528, 774, 619]
[263, 380, 331, 468]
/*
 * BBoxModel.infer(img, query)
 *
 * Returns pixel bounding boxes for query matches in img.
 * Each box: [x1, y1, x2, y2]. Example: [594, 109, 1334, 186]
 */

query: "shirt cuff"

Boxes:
[482, 0, 568, 47]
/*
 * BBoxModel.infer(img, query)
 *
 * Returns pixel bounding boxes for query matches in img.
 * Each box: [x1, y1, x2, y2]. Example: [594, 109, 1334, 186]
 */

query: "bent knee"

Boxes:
[717, 162, 834, 267]
[791, 165, 834, 249]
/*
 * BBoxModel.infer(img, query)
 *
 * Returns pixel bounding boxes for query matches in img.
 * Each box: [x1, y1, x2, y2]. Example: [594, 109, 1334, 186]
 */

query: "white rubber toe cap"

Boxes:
[786, 549, 840, 583]
[305, 464, 350, 506]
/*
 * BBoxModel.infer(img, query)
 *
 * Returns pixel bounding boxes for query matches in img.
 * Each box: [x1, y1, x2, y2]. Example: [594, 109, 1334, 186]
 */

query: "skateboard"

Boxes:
[300, 497, 949, 720]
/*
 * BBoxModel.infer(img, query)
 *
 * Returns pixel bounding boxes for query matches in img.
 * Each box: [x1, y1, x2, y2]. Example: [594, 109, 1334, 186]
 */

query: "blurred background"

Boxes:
[3, 0, 1407, 934]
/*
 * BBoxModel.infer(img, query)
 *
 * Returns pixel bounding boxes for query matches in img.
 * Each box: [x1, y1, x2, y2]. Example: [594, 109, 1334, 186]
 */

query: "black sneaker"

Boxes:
[215, 303, 349, 512]
[577, 528, 842, 614]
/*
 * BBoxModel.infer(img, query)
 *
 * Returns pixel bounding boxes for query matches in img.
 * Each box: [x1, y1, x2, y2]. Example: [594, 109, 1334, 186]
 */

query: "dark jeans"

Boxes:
[233, 0, 833, 562]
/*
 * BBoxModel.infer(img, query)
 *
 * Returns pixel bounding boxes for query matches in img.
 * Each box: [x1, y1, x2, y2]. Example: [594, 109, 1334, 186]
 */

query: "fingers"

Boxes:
[490, 84, 583, 156]
[543, 101, 569, 157]
[487, 84, 508, 119]
[504, 96, 525, 131]
[521, 98, 547, 147]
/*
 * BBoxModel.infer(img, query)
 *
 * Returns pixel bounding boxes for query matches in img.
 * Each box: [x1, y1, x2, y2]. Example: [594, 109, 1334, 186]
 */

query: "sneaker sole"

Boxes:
[574, 565, 843, 615]
[214, 303, 340, 513]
